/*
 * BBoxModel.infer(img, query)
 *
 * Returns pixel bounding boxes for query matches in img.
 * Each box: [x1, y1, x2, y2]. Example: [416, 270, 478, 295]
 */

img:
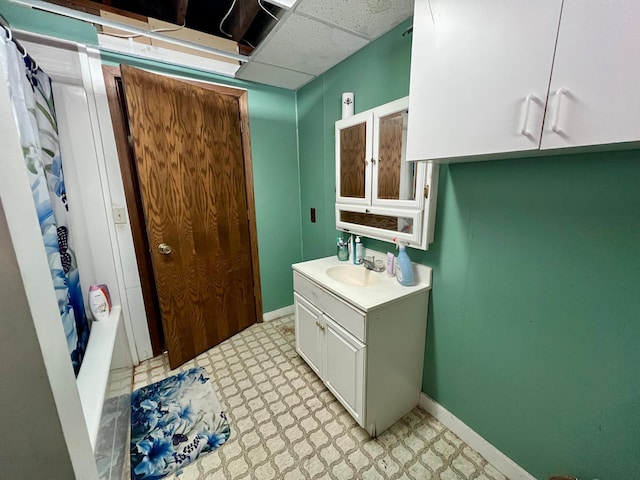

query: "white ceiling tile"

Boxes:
[262, 0, 299, 9]
[253, 13, 368, 75]
[237, 61, 314, 90]
[296, 0, 414, 40]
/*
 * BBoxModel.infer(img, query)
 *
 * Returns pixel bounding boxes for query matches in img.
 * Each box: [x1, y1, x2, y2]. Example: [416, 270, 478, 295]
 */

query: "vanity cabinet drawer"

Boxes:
[293, 272, 366, 343]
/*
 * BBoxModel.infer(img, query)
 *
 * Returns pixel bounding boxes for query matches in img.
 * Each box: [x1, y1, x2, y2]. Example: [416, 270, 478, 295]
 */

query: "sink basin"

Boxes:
[326, 265, 381, 287]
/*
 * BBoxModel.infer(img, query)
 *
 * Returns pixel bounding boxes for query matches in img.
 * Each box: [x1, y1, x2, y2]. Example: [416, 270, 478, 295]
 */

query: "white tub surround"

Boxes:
[292, 253, 432, 436]
[0, 63, 98, 478]
[77, 306, 122, 449]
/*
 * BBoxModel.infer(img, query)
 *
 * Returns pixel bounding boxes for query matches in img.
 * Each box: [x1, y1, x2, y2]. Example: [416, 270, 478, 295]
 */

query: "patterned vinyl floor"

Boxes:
[131, 316, 507, 480]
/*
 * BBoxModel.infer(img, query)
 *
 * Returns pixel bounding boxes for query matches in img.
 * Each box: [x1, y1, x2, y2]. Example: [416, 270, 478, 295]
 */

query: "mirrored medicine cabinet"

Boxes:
[335, 96, 439, 250]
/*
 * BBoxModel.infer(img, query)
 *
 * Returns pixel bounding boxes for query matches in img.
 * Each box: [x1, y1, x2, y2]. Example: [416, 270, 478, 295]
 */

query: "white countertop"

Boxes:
[292, 253, 432, 312]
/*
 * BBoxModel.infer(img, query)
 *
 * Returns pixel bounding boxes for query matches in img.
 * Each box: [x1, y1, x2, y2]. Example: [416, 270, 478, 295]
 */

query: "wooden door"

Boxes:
[120, 65, 260, 368]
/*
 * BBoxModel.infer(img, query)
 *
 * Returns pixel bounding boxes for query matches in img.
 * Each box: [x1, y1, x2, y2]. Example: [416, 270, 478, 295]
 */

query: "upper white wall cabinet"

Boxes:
[406, 0, 640, 163]
[336, 97, 438, 249]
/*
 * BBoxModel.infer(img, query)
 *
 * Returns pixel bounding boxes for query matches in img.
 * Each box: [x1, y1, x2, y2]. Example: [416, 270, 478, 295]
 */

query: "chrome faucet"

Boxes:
[360, 256, 386, 272]
[359, 257, 376, 270]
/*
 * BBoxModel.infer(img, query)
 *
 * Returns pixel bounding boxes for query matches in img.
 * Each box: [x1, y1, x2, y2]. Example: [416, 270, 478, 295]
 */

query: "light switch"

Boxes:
[113, 207, 127, 225]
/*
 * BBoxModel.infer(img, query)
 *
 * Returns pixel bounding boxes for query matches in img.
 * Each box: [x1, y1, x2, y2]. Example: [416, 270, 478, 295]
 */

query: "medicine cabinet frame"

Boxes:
[335, 97, 439, 250]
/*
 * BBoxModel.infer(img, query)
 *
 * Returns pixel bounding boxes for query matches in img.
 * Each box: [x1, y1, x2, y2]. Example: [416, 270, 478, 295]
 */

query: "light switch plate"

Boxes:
[113, 207, 127, 224]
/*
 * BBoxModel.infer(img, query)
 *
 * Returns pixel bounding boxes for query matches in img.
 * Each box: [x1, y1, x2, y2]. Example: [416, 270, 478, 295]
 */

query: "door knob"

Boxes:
[158, 243, 172, 255]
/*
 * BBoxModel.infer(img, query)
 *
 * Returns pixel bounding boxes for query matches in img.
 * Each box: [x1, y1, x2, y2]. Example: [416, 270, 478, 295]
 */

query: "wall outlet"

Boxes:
[113, 207, 127, 225]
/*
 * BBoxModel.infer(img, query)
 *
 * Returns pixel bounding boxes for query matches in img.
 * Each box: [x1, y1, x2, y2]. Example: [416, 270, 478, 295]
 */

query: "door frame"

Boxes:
[102, 65, 263, 356]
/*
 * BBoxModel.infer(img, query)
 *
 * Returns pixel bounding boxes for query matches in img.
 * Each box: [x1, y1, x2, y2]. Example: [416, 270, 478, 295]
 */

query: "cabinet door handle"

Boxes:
[520, 94, 536, 137]
[551, 88, 568, 134]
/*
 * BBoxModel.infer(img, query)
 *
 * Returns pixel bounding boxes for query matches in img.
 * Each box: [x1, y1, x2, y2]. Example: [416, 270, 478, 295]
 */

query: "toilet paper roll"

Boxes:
[342, 92, 354, 119]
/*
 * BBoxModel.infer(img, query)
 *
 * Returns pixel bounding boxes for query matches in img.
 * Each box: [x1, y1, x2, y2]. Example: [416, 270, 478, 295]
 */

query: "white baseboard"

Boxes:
[263, 305, 294, 322]
[419, 393, 535, 480]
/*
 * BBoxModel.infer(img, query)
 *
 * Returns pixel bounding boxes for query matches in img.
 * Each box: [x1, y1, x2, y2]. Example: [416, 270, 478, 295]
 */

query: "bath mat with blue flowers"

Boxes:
[130, 367, 230, 480]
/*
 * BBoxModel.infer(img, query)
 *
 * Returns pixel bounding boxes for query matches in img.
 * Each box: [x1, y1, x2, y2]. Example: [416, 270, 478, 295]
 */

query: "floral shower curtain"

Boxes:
[0, 32, 89, 375]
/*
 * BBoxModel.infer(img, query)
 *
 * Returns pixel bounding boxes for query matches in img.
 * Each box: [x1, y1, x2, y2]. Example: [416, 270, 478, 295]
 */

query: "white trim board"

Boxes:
[263, 304, 294, 322]
[98, 34, 240, 78]
[419, 393, 535, 480]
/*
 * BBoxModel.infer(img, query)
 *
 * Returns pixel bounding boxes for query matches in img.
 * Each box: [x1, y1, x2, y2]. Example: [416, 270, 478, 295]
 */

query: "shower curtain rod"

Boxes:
[0, 13, 41, 70]
[0, 13, 26, 56]
[6, 0, 250, 63]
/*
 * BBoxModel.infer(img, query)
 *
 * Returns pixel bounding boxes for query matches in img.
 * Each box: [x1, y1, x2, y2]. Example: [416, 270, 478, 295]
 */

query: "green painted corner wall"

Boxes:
[1, 3, 302, 313]
[0, 0, 97, 45]
[296, 17, 640, 480]
[297, 18, 413, 260]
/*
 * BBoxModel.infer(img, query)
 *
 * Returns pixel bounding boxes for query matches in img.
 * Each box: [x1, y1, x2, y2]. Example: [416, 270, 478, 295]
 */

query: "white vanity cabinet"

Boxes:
[406, 0, 640, 162]
[292, 256, 431, 436]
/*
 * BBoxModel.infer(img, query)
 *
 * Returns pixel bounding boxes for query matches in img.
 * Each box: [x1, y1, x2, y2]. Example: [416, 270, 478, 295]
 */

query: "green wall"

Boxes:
[0, 0, 302, 313]
[0, 0, 97, 45]
[297, 19, 412, 260]
[297, 18, 640, 480]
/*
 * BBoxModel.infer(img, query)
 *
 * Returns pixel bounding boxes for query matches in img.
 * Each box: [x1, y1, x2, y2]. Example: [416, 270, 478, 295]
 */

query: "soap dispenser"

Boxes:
[355, 236, 363, 264]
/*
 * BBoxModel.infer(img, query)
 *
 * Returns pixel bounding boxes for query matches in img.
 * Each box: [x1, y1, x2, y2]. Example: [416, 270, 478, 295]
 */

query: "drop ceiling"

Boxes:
[40, 0, 414, 90]
[238, 0, 415, 89]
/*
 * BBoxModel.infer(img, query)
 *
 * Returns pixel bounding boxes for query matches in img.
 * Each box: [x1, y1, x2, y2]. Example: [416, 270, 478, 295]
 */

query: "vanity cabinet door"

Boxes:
[294, 293, 324, 377]
[323, 315, 366, 425]
[406, 0, 562, 161]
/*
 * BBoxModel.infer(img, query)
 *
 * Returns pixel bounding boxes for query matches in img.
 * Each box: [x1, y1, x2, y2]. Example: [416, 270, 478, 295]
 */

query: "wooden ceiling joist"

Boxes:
[174, 0, 189, 26]
[45, 0, 148, 22]
[226, 0, 262, 42]
[45, 0, 262, 53]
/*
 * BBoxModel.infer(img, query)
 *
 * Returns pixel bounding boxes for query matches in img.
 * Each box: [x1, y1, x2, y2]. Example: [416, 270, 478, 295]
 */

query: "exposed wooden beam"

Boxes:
[238, 43, 254, 56]
[45, 0, 148, 22]
[226, 0, 261, 42]
[175, 0, 189, 26]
